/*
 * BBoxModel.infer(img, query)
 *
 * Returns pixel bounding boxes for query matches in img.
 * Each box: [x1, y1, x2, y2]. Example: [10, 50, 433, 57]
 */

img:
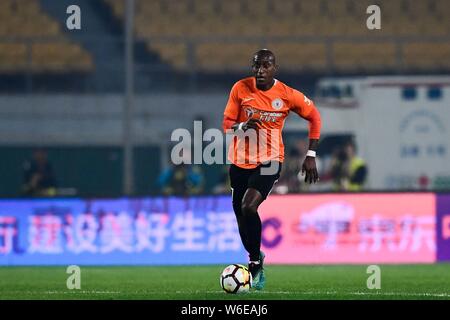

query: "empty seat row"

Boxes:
[0, 0, 94, 73]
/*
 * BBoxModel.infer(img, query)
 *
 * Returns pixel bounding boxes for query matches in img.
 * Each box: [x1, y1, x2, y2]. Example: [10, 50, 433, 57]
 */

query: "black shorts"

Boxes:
[229, 161, 282, 200]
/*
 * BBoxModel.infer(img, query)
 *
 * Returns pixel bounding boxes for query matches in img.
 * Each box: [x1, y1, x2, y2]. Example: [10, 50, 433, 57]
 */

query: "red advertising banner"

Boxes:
[259, 193, 436, 264]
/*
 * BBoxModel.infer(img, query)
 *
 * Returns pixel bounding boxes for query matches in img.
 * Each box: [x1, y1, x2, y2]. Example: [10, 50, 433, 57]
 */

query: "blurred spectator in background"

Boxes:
[273, 139, 326, 194]
[212, 165, 231, 194]
[329, 147, 347, 190]
[158, 163, 204, 196]
[330, 141, 368, 191]
[21, 148, 57, 197]
[274, 147, 304, 194]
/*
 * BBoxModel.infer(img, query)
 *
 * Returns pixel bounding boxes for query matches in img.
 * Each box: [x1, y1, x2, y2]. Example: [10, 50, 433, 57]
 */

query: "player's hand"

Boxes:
[241, 118, 262, 131]
[301, 156, 319, 184]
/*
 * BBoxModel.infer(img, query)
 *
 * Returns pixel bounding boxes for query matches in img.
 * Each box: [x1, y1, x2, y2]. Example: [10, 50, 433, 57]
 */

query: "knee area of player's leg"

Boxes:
[241, 203, 257, 216]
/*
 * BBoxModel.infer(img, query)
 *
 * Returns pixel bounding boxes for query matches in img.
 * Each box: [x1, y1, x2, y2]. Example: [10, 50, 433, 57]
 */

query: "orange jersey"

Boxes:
[223, 77, 321, 169]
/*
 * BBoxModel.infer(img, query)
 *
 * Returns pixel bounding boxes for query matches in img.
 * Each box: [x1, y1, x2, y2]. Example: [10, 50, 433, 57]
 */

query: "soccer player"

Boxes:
[222, 49, 321, 290]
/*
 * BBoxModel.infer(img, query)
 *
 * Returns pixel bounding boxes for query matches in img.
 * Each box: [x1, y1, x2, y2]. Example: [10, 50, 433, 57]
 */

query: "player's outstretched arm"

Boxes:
[293, 94, 321, 184]
[223, 116, 261, 133]
[301, 139, 319, 184]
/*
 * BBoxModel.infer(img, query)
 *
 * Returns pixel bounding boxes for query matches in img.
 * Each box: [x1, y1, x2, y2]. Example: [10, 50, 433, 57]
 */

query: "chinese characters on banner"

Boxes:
[0, 194, 447, 265]
[0, 216, 15, 254]
[259, 193, 437, 264]
[5, 210, 240, 255]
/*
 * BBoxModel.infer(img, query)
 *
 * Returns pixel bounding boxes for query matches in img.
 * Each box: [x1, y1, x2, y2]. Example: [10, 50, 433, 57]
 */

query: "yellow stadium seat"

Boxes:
[105, 0, 124, 18]
[242, 0, 268, 17]
[196, 42, 261, 72]
[403, 42, 450, 70]
[104, 0, 449, 74]
[298, 0, 322, 17]
[217, 0, 242, 17]
[333, 42, 397, 72]
[0, 43, 28, 71]
[272, 0, 299, 16]
[193, 0, 216, 17]
[0, 0, 92, 73]
[268, 42, 327, 71]
[324, 0, 351, 18]
[148, 42, 187, 70]
[404, 0, 431, 19]
[166, 0, 191, 17]
[31, 42, 93, 73]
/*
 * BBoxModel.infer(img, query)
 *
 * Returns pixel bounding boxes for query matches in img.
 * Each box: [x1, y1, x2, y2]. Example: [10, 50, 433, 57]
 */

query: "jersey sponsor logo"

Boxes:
[244, 107, 283, 123]
[271, 98, 284, 110]
[245, 107, 257, 118]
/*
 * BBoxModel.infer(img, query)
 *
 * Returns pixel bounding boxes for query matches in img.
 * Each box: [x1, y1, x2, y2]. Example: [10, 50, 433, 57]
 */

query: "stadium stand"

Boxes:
[104, 0, 450, 73]
[0, 0, 93, 73]
[332, 42, 397, 72]
[0, 43, 27, 72]
[31, 42, 93, 73]
[403, 42, 450, 70]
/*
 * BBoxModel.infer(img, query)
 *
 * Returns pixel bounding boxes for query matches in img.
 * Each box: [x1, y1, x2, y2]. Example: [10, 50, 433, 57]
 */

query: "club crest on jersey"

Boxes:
[271, 98, 283, 110]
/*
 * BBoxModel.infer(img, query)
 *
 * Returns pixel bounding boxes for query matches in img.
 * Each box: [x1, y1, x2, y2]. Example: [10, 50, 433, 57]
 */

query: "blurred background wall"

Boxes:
[0, 0, 449, 197]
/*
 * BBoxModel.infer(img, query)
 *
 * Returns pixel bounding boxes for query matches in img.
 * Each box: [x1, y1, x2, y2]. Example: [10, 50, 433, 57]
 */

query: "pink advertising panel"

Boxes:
[259, 193, 436, 264]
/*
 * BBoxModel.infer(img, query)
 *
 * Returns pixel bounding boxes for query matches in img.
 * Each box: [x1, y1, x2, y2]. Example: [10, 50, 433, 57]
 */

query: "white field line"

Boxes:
[348, 291, 450, 298]
[3, 290, 449, 298]
[10, 290, 123, 295]
[45, 290, 121, 294]
[187, 290, 450, 298]
[249, 291, 450, 298]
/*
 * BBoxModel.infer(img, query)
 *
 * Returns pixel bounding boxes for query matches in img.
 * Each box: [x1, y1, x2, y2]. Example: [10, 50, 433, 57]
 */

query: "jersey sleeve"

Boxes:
[223, 82, 241, 120]
[290, 88, 314, 117]
[222, 115, 236, 132]
[289, 89, 321, 139]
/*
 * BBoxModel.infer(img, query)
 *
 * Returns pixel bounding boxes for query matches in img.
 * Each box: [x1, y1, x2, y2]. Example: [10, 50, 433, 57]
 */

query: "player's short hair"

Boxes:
[253, 49, 276, 64]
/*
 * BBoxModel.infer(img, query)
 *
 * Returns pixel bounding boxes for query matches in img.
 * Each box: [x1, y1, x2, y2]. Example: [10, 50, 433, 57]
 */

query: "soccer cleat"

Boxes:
[258, 251, 266, 289]
[249, 251, 266, 290]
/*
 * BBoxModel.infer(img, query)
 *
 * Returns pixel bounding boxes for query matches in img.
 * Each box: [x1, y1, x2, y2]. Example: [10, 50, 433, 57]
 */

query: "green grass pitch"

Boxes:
[0, 264, 449, 300]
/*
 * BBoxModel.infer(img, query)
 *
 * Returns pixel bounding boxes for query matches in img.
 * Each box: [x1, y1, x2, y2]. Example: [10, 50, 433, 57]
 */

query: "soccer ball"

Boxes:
[220, 264, 252, 294]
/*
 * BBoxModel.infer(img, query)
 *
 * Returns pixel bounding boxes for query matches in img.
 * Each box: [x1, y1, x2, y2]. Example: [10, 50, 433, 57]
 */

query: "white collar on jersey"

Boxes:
[268, 79, 278, 89]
